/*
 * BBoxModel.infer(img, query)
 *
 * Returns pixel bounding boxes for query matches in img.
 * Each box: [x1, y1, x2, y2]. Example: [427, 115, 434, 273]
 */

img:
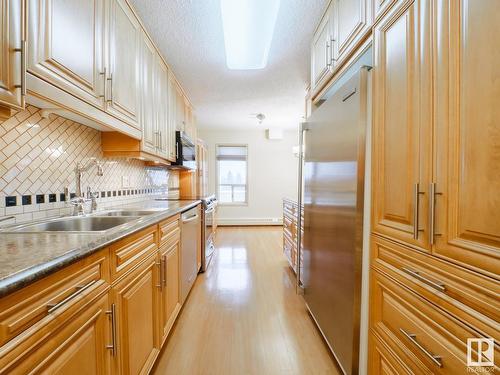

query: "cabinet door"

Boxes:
[433, 0, 500, 277]
[175, 83, 185, 132]
[140, 33, 157, 155]
[159, 241, 181, 345]
[371, 0, 432, 251]
[28, 0, 104, 109]
[156, 57, 169, 159]
[0, 0, 24, 111]
[111, 257, 160, 375]
[0, 293, 111, 374]
[167, 72, 177, 161]
[335, 0, 371, 63]
[107, 0, 141, 129]
[311, 3, 334, 90]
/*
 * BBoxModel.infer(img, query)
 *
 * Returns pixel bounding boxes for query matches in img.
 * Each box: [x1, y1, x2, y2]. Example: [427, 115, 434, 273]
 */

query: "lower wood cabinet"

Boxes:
[0, 291, 111, 374]
[110, 254, 160, 375]
[0, 212, 197, 374]
[159, 239, 182, 346]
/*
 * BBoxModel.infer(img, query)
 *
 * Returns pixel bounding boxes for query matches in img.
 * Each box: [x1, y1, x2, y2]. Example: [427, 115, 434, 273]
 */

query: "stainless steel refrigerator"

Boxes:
[299, 67, 369, 375]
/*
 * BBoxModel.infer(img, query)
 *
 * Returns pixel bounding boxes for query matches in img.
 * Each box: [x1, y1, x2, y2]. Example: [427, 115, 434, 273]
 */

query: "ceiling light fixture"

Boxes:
[220, 0, 281, 70]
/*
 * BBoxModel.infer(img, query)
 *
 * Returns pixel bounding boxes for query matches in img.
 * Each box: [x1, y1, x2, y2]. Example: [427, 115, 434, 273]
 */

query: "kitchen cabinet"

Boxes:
[155, 56, 170, 159]
[167, 72, 177, 161]
[110, 255, 160, 375]
[311, 1, 335, 91]
[0, 293, 111, 374]
[432, 0, 500, 277]
[334, 0, 372, 63]
[175, 82, 185, 132]
[0, 0, 25, 115]
[158, 240, 181, 346]
[106, 0, 141, 129]
[371, 0, 432, 251]
[197, 139, 208, 197]
[369, 0, 500, 371]
[27, 0, 105, 110]
[140, 32, 157, 155]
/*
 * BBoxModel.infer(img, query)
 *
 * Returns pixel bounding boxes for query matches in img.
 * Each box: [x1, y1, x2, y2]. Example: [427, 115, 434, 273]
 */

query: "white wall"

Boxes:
[198, 128, 299, 225]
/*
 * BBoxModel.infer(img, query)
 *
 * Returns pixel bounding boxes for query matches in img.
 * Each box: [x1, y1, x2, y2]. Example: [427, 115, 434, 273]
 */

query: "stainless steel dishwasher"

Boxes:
[180, 205, 200, 302]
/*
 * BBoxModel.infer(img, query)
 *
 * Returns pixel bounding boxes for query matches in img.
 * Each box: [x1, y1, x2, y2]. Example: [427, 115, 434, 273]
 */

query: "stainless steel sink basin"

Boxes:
[97, 210, 158, 217]
[2, 216, 137, 233]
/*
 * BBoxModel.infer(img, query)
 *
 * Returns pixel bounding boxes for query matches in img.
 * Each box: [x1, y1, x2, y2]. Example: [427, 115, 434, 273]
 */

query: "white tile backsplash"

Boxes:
[0, 105, 179, 225]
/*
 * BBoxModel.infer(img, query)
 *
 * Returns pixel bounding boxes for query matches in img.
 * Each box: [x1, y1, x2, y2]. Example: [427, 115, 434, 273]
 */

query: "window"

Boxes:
[216, 145, 248, 204]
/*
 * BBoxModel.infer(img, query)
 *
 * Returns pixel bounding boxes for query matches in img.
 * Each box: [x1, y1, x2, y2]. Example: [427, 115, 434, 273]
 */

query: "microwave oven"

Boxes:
[174, 131, 196, 169]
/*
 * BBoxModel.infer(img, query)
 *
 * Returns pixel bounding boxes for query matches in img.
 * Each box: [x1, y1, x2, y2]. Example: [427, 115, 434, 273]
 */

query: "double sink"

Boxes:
[0, 209, 163, 233]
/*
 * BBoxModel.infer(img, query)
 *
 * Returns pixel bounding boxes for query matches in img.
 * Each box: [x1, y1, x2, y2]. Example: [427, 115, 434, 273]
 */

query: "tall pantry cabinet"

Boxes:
[370, 0, 500, 373]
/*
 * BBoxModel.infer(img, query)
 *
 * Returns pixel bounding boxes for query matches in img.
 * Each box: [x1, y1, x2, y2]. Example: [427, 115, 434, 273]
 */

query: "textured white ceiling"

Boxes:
[129, 0, 328, 129]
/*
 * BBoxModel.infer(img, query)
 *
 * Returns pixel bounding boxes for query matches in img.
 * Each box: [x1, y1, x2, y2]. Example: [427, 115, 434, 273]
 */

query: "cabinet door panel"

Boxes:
[434, 0, 500, 277]
[0, 0, 24, 110]
[140, 34, 157, 155]
[160, 241, 181, 345]
[107, 0, 140, 128]
[156, 57, 169, 159]
[311, 6, 332, 90]
[372, 0, 431, 250]
[28, 0, 104, 108]
[336, 0, 371, 62]
[167, 72, 177, 161]
[112, 258, 159, 374]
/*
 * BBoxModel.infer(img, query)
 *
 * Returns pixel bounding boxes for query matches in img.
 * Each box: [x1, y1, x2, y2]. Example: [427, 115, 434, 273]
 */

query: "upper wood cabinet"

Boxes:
[433, 0, 500, 277]
[0, 0, 25, 114]
[372, 0, 432, 251]
[27, 0, 105, 109]
[334, 0, 372, 63]
[155, 56, 170, 160]
[167, 71, 177, 161]
[106, 0, 141, 129]
[140, 32, 157, 155]
[311, 2, 335, 91]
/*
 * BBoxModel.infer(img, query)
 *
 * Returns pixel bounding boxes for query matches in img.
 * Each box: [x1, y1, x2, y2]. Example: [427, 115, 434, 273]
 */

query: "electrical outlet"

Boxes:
[122, 176, 130, 188]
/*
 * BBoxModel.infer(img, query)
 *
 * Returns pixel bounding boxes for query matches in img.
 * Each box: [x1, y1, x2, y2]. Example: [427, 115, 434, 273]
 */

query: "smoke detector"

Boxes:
[249, 113, 266, 125]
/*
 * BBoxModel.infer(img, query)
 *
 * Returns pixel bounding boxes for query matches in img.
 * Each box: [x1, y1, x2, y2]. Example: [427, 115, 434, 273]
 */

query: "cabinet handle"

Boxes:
[153, 131, 159, 148]
[400, 328, 443, 367]
[46, 279, 97, 313]
[163, 255, 167, 287]
[413, 183, 425, 239]
[99, 67, 106, 100]
[325, 40, 331, 67]
[106, 303, 117, 356]
[182, 214, 199, 223]
[429, 183, 442, 244]
[401, 267, 446, 292]
[13, 40, 27, 96]
[159, 131, 163, 151]
[330, 37, 338, 63]
[156, 259, 163, 289]
[106, 73, 113, 103]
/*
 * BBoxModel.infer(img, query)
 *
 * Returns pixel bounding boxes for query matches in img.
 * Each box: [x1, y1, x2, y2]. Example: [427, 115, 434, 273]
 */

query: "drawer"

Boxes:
[109, 225, 158, 281]
[369, 330, 413, 375]
[370, 269, 499, 373]
[371, 235, 500, 339]
[0, 249, 109, 346]
[158, 214, 180, 247]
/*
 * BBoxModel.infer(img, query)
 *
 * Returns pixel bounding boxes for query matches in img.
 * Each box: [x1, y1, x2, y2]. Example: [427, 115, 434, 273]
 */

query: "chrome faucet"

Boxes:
[70, 158, 104, 216]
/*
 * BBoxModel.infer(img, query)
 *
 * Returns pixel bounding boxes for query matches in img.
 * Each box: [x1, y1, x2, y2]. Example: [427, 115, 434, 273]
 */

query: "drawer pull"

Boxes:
[402, 267, 446, 292]
[46, 280, 97, 313]
[106, 303, 117, 356]
[400, 328, 443, 368]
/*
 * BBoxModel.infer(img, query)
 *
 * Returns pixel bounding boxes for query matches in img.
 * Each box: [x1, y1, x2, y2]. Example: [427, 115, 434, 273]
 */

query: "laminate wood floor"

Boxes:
[152, 226, 340, 375]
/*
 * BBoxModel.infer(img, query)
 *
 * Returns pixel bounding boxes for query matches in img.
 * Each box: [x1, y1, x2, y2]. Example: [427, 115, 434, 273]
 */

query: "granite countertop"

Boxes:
[0, 199, 201, 298]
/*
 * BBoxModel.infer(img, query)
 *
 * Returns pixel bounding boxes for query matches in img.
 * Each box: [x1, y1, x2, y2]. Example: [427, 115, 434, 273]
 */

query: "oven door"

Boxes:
[205, 205, 215, 245]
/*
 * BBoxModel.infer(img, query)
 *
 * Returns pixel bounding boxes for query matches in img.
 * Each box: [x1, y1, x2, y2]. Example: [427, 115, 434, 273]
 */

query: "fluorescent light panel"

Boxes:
[220, 0, 281, 70]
